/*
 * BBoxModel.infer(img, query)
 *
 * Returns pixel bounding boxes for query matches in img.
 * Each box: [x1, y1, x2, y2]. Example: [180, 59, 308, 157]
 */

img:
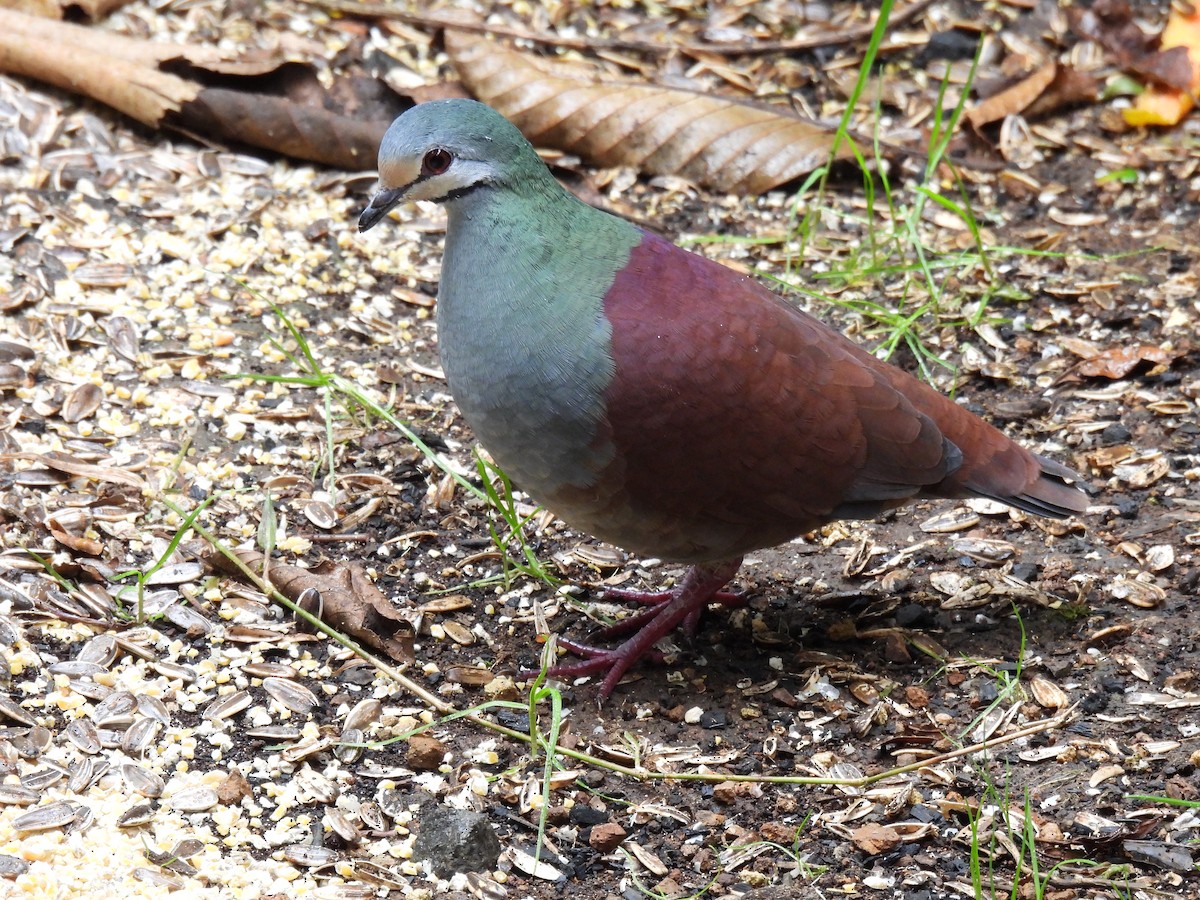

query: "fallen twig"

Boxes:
[303, 0, 935, 57]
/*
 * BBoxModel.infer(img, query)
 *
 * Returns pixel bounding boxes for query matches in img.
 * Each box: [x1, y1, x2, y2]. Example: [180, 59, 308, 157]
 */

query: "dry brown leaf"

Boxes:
[1, 4, 309, 78]
[180, 73, 393, 170]
[0, 8, 198, 124]
[1123, 5, 1200, 127]
[967, 61, 1058, 130]
[969, 61, 1100, 129]
[446, 30, 853, 194]
[1075, 344, 1179, 379]
[1069, 1, 1197, 91]
[0, 8, 401, 169]
[207, 549, 414, 663]
[46, 517, 104, 556]
[1023, 64, 1103, 121]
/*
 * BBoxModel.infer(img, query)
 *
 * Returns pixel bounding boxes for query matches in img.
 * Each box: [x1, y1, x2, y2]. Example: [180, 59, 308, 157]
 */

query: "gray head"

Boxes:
[358, 100, 545, 232]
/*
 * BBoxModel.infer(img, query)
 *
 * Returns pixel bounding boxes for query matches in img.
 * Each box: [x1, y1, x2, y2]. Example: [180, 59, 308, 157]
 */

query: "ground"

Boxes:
[0, 1, 1198, 899]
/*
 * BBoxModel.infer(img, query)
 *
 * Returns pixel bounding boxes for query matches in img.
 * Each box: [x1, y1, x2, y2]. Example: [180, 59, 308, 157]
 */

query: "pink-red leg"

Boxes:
[597, 585, 748, 639]
[526, 558, 743, 700]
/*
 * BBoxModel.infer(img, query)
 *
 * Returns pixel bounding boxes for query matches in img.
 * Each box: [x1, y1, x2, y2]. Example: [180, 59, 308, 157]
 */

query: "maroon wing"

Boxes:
[593, 232, 1083, 561]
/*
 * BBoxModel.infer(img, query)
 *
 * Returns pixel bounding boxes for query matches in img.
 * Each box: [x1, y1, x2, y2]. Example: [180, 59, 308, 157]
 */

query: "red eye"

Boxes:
[421, 148, 452, 176]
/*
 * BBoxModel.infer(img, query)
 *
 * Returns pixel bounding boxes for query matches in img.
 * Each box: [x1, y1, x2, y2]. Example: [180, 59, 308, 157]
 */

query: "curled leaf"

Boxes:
[0, 8, 400, 169]
[1074, 344, 1179, 379]
[967, 60, 1058, 129]
[207, 549, 415, 662]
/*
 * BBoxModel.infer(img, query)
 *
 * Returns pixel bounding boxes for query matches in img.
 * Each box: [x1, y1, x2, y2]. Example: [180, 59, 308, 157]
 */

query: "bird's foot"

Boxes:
[598, 585, 747, 638]
[523, 558, 743, 700]
[547, 636, 667, 669]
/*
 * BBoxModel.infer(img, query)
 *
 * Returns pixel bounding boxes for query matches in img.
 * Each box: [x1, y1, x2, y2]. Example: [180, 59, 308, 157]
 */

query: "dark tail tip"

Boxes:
[1003, 455, 1090, 519]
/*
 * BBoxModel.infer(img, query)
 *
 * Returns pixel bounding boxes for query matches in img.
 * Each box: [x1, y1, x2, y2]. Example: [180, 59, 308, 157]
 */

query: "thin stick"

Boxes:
[302, 0, 934, 57]
[189, 500, 1078, 788]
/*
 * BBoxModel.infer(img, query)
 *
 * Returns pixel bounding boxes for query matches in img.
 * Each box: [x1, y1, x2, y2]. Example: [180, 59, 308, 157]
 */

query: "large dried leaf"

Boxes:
[178, 71, 397, 169]
[446, 30, 852, 194]
[966, 59, 1100, 142]
[0, 8, 198, 123]
[0, 8, 401, 169]
[1069, 1, 1198, 91]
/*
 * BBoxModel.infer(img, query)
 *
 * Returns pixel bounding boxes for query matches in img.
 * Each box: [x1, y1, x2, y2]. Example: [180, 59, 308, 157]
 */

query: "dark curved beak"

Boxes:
[358, 187, 407, 232]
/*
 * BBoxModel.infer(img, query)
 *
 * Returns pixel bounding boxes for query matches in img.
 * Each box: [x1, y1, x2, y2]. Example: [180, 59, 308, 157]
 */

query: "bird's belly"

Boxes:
[449, 369, 607, 489]
[455, 387, 793, 563]
[540, 475, 821, 565]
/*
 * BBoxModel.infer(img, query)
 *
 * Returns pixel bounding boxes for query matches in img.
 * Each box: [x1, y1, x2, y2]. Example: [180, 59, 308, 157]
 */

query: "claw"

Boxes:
[597, 586, 748, 638]
[524, 558, 744, 699]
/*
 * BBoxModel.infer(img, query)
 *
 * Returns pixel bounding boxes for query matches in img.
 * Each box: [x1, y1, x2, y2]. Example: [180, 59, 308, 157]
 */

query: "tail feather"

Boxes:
[866, 347, 1089, 521]
[997, 454, 1090, 519]
[915, 400, 1090, 519]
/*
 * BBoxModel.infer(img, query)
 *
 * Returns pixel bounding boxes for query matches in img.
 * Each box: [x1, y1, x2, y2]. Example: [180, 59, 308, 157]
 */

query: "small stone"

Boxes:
[1100, 422, 1131, 444]
[411, 805, 501, 877]
[660, 704, 687, 722]
[568, 804, 607, 827]
[545, 804, 571, 825]
[712, 781, 762, 804]
[588, 822, 626, 852]
[699, 709, 727, 729]
[894, 603, 931, 627]
[406, 733, 448, 770]
[759, 821, 800, 843]
[1010, 562, 1040, 582]
[0, 854, 30, 877]
[770, 688, 798, 709]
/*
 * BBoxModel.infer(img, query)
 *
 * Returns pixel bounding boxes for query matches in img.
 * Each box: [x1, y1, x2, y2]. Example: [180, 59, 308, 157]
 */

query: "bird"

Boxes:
[359, 99, 1088, 700]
